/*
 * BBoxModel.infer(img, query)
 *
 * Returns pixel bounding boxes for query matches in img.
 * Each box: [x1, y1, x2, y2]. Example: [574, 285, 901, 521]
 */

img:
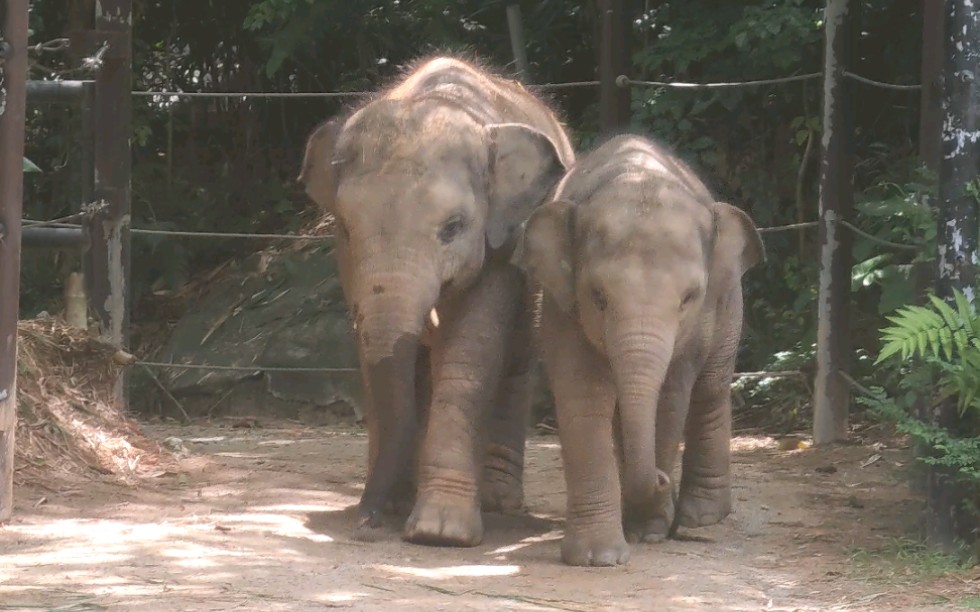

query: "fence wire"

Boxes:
[128, 70, 920, 100]
[119, 217, 914, 378]
[131, 228, 334, 241]
[621, 73, 822, 89]
[135, 359, 803, 380]
[137, 360, 358, 373]
[20, 215, 916, 244]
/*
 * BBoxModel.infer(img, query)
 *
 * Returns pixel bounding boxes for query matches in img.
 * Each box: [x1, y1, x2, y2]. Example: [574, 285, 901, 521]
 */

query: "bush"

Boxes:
[858, 290, 980, 518]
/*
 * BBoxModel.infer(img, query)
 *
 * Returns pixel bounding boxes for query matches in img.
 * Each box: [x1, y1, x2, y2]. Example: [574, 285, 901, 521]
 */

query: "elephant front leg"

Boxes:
[387, 348, 433, 518]
[481, 285, 534, 514]
[403, 266, 521, 547]
[541, 299, 629, 566]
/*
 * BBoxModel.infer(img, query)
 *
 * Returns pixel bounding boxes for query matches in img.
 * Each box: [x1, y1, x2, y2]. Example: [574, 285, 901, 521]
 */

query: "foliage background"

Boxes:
[20, 0, 932, 431]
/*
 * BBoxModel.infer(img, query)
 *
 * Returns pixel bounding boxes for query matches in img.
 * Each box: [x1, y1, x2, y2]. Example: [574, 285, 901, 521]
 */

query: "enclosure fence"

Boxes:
[18, 69, 921, 386]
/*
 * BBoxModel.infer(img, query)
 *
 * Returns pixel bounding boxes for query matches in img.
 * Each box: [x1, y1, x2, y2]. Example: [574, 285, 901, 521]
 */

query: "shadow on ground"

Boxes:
[2, 420, 974, 611]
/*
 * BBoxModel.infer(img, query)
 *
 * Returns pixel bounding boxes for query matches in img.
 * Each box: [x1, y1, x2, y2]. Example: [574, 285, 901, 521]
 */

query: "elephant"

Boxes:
[297, 56, 574, 546]
[512, 134, 764, 566]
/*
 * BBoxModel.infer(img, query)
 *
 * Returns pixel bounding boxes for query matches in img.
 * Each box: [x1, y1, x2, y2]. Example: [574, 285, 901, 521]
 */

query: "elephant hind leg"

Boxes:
[481, 288, 535, 513]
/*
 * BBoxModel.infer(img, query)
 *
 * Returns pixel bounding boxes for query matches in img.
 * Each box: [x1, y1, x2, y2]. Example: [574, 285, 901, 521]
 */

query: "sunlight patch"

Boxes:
[207, 512, 335, 543]
[372, 564, 521, 579]
[320, 591, 370, 603]
[487, 530, 563, 555]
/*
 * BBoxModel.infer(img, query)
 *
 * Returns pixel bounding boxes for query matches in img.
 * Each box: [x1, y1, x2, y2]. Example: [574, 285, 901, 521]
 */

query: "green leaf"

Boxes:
[23, 157, 42, 173]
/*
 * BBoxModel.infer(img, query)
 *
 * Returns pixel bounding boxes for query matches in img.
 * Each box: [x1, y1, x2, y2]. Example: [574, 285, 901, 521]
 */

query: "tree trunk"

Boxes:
[931, 0, 980, 553]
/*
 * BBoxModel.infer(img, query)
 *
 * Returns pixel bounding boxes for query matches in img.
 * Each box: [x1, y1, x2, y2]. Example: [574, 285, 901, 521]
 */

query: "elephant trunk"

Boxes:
[353, 268, 439, 527]
[607, 317, 676, 514]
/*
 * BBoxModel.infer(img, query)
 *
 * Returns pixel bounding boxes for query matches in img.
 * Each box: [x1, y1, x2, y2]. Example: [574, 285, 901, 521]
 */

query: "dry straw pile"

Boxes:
[15, 317, 172, 487]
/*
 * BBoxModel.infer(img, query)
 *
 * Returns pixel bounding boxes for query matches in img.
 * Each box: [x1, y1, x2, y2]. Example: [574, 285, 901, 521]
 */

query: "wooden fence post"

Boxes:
[506, 4, 530, 83]
[919, 0, 944, 171]
[931, 0, 980, 551]
[598, 0, 631, 134]
[90, 0, 132, 409]
[813, 0, 854, 444]
[0, 0, 30, 522]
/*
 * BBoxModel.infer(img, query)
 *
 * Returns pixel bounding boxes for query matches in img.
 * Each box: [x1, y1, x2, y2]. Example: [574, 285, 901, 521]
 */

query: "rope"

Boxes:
[20, 200, 108, 228]
[843, 71, 921, 91]
[837, 219, 921, 251]
[137, 360, 358, 373]
[756, 220, 923, 252]
[758, 221, 819, 234]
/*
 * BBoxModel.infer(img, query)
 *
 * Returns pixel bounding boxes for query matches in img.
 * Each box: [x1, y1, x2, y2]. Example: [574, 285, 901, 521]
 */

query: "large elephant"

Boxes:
[298, 56, 574, 546]
[513, 135, 764, 566]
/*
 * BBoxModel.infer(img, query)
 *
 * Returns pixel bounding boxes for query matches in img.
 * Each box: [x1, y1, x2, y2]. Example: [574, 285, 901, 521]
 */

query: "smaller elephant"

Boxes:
[513, 135, 764, 566]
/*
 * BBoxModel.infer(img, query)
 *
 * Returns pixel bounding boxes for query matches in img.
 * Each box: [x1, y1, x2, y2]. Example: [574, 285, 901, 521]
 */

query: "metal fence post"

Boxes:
[813, 0, 854, 444]
[0, 0, 30, 522]
[90, 0, 132, 409]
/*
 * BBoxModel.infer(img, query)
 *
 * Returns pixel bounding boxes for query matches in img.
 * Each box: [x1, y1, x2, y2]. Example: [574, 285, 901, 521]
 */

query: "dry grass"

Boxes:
[15, 317, 175, 488]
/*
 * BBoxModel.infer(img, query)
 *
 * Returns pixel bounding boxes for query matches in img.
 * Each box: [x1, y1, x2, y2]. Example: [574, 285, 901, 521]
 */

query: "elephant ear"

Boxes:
[485, 123, 567, 251]
[512, 199, 576, 314]
[297, 118, 343, 211]
[712, 202, 766, 276]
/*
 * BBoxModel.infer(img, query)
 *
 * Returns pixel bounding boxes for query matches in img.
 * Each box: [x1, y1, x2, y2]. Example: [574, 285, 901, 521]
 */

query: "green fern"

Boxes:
[866, 288, 980, 495]
[876, 290, 980, 364]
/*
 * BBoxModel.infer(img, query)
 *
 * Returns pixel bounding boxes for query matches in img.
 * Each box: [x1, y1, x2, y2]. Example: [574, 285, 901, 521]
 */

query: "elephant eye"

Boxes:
[438, 215, 466, 244]
[681, 287, 700, 309]
[591, 288, 608, 312]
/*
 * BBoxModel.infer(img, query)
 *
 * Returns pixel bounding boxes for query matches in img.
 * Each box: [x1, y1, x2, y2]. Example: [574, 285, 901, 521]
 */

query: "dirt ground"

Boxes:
[2, 420, 978, 611]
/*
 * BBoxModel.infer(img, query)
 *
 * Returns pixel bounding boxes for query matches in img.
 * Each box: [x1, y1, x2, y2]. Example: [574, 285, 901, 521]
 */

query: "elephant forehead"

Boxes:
[336, 171, 480, 218]
[577, 198, 710, 260]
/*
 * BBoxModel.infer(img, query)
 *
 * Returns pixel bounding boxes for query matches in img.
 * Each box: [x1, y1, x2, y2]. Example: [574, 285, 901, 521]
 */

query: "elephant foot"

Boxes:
[481, 472, 525, 513]
[561, 526, 630, 567]
[624, 516, 671, 544]
[386, 480, 416, 517]
[403, 496, 483, 547]
[676, 483, 731, 528]
[622, 469, 674, 543]
[481, 441, 526, 513]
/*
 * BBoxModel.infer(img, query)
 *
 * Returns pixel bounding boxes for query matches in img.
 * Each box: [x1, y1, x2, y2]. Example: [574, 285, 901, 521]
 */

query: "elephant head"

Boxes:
[515, 175, 764, 513]
[298, 99, 567, 525]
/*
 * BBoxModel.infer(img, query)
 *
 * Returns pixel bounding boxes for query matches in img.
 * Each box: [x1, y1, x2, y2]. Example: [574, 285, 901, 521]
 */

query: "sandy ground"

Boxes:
[2, 420, 978, 611]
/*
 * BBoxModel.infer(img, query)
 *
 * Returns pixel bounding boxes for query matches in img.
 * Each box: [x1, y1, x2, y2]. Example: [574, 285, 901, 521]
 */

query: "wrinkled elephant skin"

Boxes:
[298, 57, 574, 546]
[514, 135, 764, 566]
